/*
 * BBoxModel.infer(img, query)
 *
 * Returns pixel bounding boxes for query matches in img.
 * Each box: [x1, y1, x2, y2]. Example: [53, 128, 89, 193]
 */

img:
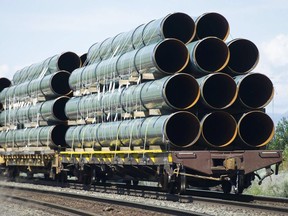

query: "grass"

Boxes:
[244, 152, 288, 197]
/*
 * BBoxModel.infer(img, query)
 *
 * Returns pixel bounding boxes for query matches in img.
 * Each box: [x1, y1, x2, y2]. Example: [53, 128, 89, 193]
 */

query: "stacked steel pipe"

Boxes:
[0, 52, 80, 149]
[0, 12, 274, 151]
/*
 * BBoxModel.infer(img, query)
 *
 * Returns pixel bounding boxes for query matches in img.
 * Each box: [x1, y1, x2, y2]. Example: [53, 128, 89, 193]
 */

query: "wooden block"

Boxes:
[75, 148, 85, 152]
[122, 113, 133, 119]
[149, 109, 161, 116]
[133, 111, 148, 118]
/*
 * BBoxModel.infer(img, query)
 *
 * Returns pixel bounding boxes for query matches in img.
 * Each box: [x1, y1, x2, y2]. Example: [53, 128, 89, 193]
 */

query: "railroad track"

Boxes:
[1, 178, 287, 215]
[0, 184, 203, 216]
[186, 189, 288, 215]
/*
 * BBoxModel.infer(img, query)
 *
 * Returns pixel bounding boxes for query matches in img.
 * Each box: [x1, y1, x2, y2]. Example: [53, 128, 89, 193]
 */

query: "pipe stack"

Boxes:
[0, 12, 274, 151]
[0, 52, 81, 148]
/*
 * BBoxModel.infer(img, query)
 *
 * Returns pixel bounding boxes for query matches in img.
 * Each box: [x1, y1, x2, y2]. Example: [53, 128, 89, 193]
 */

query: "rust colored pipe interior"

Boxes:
[194, 12, 230, 41]
[162, 12, 196, 44]
[238, 111, 274, 148]
[237, 73, 274, 109]
[165, 112, 201, 148]
[154, 39, 189, 74]
[201, 112, 237, 148]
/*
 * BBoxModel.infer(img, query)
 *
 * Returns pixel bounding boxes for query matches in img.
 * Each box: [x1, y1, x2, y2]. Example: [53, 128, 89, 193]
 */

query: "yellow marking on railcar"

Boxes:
[59, 150, 172, 164]
[60, 149, 166, 155]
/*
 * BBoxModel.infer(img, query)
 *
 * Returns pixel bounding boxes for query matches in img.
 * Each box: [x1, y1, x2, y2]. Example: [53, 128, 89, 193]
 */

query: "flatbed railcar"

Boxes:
[0, 11, 283, 194]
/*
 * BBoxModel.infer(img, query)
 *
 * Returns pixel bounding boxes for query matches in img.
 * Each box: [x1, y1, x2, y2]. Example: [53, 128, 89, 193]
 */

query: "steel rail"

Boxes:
[0, 184, 204, 216]
[0, 194, 97, 216]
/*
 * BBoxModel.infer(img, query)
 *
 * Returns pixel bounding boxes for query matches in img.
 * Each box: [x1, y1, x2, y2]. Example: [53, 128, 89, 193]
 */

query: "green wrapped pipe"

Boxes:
[0, 96, 69, 126]
[70, 39, 189, 89]
[237, 111, 274, 148]
[193, 12, 230, 41]
[222, 38, 259, 75]
[12, 52, 80, 85]
[0, 71, 71, 104]
[65, 73, 199, 121]
[184, 37, 230, 77]
[1, 125, 67, 148]
[234, 73, 274, 109]
[65, 111, 201, 149]
[200, 111, 237, 148]
[87, 12, 195, 64]
[0, 77, 11, 92]
[197, 73, 238, 109]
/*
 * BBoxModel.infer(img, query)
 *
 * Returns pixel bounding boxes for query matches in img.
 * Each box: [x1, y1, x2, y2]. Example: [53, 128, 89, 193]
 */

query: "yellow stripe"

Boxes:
[60, 149, 166, 155]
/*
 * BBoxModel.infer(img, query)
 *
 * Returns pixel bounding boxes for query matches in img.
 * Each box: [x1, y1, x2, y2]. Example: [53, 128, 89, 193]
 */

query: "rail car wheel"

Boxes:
[221, 181, 232, 194]
[56, 171, 68, 185]
[27, 172, 33, 179]
[82, 167, 93, 186]
[235, 173, 245, 194]
[160, 170, 173, 193]
[7, 167, 19, 180]
[132, 180, 139, 186]
[174, 168, 187, 194]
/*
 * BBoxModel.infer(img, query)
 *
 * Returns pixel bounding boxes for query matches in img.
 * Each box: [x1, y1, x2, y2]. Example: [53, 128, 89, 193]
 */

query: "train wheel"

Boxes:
[83, 167, 93, 186]
[221, 181, 232, 194]
[160, 171, 173, 193]
[132, 180, 139, 186]
[235, 174, 245, 194]
[27, 172, 33, 179]
[56, 171, 68, 186]
[174, 168, 187, 194]
[44, 173, 50, 180]
[7, 167, 19, 180]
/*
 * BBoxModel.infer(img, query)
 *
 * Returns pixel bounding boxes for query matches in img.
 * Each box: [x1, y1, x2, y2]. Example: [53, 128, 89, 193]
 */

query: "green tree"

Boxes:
[268, 117, 288, 150]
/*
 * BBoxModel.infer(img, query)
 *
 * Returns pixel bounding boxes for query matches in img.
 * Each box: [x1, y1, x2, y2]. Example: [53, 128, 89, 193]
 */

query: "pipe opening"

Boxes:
[51, 125, 68, 147]
[51, 71, 72, 96]
[52, 97, 69, 121]
[154, 39, 189, 74]
[195, 12, 230, 40]
[239, 73, 274, 109]
[165, 112, 200, 148]
[202, 73, 237, 109]
[162, 13, 195, 44]
[0, 78, 11, 92]
[80, 53, 88, 67]
[202, 112, 237, 147]
[165, 74, 200, 109]
[58, 52, 81, 72]
[238, 111, 274, 147]
[195, 37, 229, 73]
[228, 39, 259, 74]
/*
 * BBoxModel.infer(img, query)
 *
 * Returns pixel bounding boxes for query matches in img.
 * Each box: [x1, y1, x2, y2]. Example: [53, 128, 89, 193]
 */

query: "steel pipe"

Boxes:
[65, 111, 200, 149]
[65, 125, 101, 149]
[0, 109, 17, 126]
[0, 71, 71, 104]
[237, 111, 274, 148]
[65, 73, 200, 121]
[197, 73, 237, 109]
[0, 96, 69, 126]
[0, 125, 67, 148]
[0, 77, 11, 92]
[185, 37, 230, 76]
[12, 52, 80, 85]
[87, 12, 195, 64]
[194, 12, 230, 41]
[223, 38, 259, 75]
[0, 130, 14, 148]
[200, 112, 237, 148]
[234, 73, 274, 109]
[80, 53, 88, 67]
[70, 39, 189, 90]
